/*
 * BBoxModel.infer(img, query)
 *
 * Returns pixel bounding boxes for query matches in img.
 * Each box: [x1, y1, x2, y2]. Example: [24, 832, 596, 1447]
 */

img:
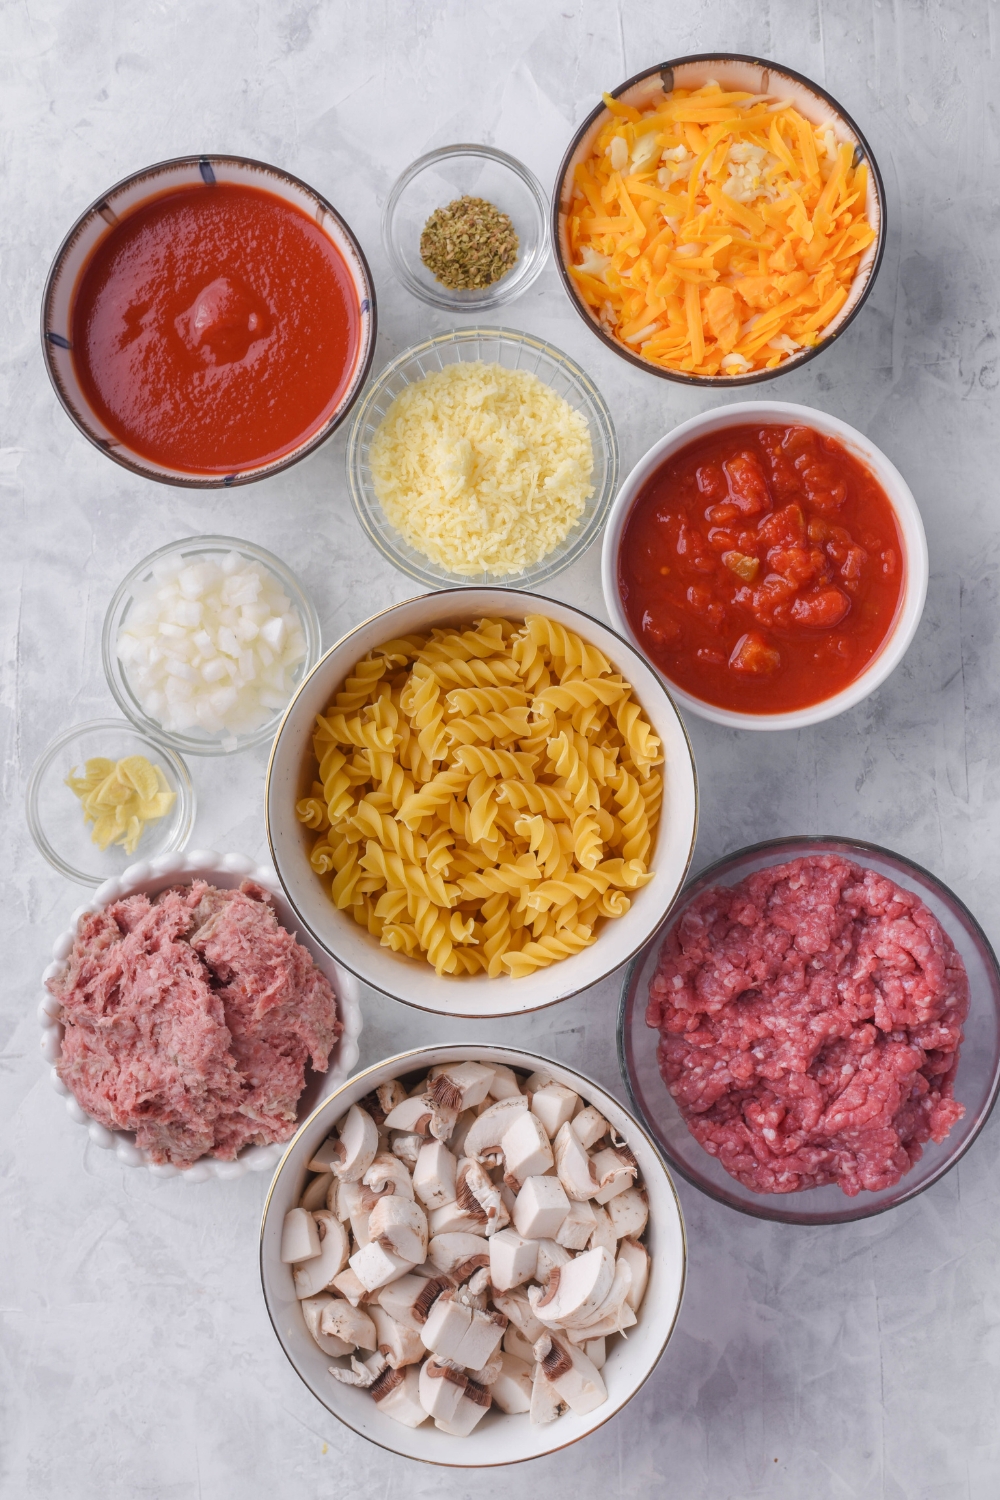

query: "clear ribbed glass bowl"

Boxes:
[102, 535, 321, 757]
[618, 836, 1000, 1225]
[345, 327, 619, 590]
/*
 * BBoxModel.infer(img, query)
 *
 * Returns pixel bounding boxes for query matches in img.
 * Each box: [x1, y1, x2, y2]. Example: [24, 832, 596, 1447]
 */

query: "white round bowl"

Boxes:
[265, 588, 699, 1018]
[260, 1043, 686, 1466]
[601, 401, 929, 732]
[39, 849, 363, 1182]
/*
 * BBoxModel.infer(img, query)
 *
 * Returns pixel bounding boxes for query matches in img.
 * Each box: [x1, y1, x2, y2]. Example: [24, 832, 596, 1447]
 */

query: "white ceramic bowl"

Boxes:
[265, 589, 699, 1017]
[38, 850, 363, 1182]
[260, 1043, 686, 1466]
[601, 401, 929, 731]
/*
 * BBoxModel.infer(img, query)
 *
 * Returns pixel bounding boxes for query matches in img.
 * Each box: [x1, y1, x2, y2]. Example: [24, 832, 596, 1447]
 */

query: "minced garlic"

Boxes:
[566, 81, 877, 376]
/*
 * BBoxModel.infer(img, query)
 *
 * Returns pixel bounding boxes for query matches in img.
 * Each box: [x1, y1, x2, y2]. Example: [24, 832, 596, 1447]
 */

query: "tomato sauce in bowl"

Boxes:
[70, 182, 361, 475]
[617, 423, 905, 715]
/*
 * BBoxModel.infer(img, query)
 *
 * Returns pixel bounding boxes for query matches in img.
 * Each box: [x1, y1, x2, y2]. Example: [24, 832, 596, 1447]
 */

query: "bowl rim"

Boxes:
[40, 152, 378, 488]
[381, 143, 550, 310]
[264, 585, 699, 1016]
[102, 532, 323, 756]
[259, 1041, 688, 1465]
[38, 848, 364, 1181]
[25, 716, 197, 886]
[550, 53, 887, 387]
[616, 834, 1000, 1225]
[345, 326, 620, 590]
[600, 398, 929, 731]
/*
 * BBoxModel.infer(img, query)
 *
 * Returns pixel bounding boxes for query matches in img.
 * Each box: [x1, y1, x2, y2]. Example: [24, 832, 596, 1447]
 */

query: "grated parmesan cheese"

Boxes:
[368, 362, 595, 576]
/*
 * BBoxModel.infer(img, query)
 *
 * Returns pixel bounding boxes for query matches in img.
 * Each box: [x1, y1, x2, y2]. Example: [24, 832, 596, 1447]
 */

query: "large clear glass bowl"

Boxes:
[618, 836, 1000, 1225]
[346, 327, 619, 590]
[102, 535, 321, 757]
[26, 718, 196, 886]
[382, 145, 548, 311]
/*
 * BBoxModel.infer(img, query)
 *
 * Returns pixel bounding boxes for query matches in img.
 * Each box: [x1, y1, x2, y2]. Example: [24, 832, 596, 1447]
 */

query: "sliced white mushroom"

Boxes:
[372, 1079, 407, 1119]
[618, 1237, 650, 1312]
[426, 1061, 495, 1111]
[535, 1239, 572, 1286]
[300, 1294, 355, 1357]
[426, 1232, 490, 1281]
[590, 1145, 638, 1204]
[370, 1364, 427, 1426]
[390, 1131, 423, 1168]
[363, 1153, 415, 1200]
[501, 1110, 554, 1190]
[421, 1290, 472, 1358]
[375, 1272, 450, 1332]
[383, 1096, 433, 1134]
[307, 1136, 344, 1174]
[457, 1158, 509, 1235]
[320, 1298, 377, 1351]
[463, 1095, 528, 1163]
[448, 1109, 478, 1157]
[368, 1195, 428, 1265]
[553, 1120, 599, 1201]
[434, 1378, 492, 1436]
[529, 1361, 565, 1425]
[426, 1097, 459, 1143]
[329, 1350, 387, 1388]
[331, 1266, 377, 1307]
[491, 1352, 533, 1413]
[528, 1246, 615, 1329]
[524, 1070, 555, 1096]
[299, 1172, 335, 1212]
[513, 1175, 570, 1240]
[452, 1307, 506, 1370]
[588, 1204, 617, 1256]
[468, 1349, 503, 1385]
[348, 1240, 415, 1293]
[488, 1228, 538, 1292]
[370, 1304, 425, 1367]
[487, 1065, 523, 1100]
[530, 1083, 579, 1138]
[540, 1337, 607, 1415]
[606, 1185, 648, 1239]
[570, 1301, 637, 1341]
[428, 1201, 486, 1237]
[332, 1105, 379, 1183]
[582, 1335, 606, 1369]
[571, 1105, 609, 1151]
[503, 1324, 537, 1364]
[412, 1140, 457, 1210]
[491, 1287, 545, 1342]
[293, 1213, 350, 1298]
[418, 1357, 468, 1421]
[555, 1198, 597, 1251]
[281, 1206, 321, 1264]
[570, 1254, 633, 1333]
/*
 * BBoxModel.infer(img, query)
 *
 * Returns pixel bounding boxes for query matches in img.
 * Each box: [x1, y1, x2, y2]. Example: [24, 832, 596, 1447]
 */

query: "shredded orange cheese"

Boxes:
[566, 82, 877, 377]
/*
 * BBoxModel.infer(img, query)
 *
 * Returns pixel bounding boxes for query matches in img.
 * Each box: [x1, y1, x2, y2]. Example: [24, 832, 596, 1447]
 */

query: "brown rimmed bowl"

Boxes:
[552, 54, 886, 387]
[40, 154, 377, 487]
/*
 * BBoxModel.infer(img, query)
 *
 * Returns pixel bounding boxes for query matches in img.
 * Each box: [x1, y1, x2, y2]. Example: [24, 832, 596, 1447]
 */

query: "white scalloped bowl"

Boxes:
[39, 849, 364, 1182]
[260, 1044, 687, 1465]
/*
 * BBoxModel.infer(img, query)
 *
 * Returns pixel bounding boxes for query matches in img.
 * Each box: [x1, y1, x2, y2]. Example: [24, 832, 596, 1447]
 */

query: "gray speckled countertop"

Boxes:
[3, 2, 999, 1495]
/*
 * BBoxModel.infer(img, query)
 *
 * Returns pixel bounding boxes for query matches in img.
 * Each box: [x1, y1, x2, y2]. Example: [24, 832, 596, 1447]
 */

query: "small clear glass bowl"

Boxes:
[102, 535, 321, 757]
[346, 327, 620, 590]
[382, 144, 548, 311]
[26, 718, 196, 887]
[618, 836, 1000, 1226]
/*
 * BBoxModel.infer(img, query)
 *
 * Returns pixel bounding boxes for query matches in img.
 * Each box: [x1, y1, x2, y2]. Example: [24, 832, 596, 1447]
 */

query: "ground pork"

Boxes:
[646, 855, 968, 1196]
[49, 880, 342, 1168]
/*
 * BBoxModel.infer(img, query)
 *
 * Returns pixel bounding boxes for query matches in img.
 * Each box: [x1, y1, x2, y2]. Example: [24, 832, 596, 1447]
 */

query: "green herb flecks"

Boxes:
[419, 196, 519, 292]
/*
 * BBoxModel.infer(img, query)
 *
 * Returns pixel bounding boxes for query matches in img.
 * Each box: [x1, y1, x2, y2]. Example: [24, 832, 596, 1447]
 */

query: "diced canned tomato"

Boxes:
[618, 423, 905, 714]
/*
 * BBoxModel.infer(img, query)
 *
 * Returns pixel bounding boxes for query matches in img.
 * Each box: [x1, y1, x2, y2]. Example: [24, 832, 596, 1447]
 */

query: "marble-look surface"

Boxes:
[2, 1, 998, 1495]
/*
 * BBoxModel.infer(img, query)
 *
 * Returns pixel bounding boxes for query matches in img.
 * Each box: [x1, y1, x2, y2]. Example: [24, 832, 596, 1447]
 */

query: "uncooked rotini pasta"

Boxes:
[296, 615, 664, 978]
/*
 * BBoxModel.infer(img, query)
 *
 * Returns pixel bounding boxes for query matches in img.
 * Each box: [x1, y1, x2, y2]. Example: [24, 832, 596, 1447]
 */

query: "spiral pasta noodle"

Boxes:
[296, 614, 664, 977]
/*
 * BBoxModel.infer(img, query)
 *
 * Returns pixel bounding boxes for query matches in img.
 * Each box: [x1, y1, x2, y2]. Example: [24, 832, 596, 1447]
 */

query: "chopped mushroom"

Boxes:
[292, 1060, 653, 1438]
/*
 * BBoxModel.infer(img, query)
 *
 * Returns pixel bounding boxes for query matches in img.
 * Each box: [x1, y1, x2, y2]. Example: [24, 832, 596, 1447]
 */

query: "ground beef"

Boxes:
[49, 880, 342, 1168]
[646, 855, 968, 1196]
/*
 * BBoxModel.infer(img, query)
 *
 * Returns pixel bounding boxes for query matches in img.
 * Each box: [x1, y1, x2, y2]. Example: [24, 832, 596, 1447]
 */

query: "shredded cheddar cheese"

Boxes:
[566, 82, 877, 377]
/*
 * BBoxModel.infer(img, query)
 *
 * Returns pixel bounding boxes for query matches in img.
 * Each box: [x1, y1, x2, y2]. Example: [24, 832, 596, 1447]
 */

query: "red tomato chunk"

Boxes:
[618, 424, 905, 714]
[646, 857, 968, 1197]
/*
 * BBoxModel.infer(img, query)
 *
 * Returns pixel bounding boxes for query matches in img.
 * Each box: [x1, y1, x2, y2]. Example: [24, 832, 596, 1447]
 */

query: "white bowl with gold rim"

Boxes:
[259, 1043, 687, 1466]
[265, 588, 698, 1017]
